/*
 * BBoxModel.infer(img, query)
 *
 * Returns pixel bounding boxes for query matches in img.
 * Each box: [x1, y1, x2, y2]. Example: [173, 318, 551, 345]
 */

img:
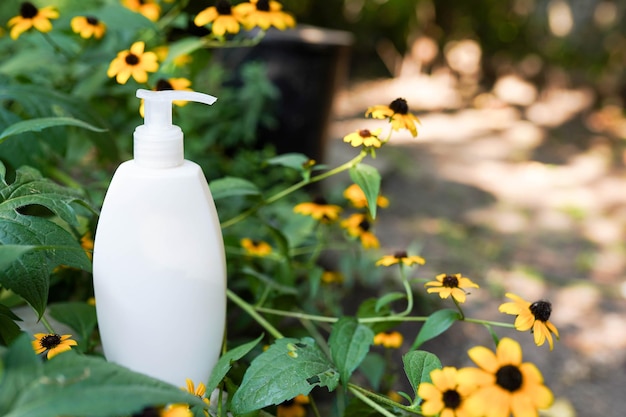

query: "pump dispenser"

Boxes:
[93, 89, 225, 387]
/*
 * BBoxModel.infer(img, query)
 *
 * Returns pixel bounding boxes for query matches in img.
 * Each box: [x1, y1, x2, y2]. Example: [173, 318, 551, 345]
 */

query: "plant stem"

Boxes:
[254, 305, 430, 324]
[40, 314, 56, 334]
[226, 289, 284, 339]
[348, 384, 421, 416]
[221, 150, 367, 229]
[463, 317, 515, 328]
[452, 297, 465, 320]
[398, 265, 414, 316]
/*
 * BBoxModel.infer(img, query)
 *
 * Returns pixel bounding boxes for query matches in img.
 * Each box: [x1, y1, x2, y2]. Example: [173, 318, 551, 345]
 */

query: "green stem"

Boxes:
[221, 150, 367, 229]
[452, 297, 465, 320]
[39, 315, 56, 334]
[227, 289, 284, 339]
[348, 384, 421, 416]
[398, 265, 414, 316]
[463, 317, 515, 328]
[254, 305, 430, 324]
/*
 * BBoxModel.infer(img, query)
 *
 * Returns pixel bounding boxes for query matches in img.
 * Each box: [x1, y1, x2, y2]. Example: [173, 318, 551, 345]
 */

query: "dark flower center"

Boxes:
[20, 2, 38, 18]
[358, 219, 370, 232]
[86, 16, 100, 26]
[312, 196, 328, 205]
[40, 334, 61, 349]
[358, 129, 372, 138]
[496, 364, 523, 392]
[125, 53, 140, 65]
[256, 0, 271, 11]
[389, 98, 409, 114]
[442, 275, 459, 288]
[216, 0, 233, 15]
[132, 406, 160, 417]
[394, 251, 408, 259]
[155, 79, 174, 90]
[529, 300, 552, 322]
[442, 389, 462, 409]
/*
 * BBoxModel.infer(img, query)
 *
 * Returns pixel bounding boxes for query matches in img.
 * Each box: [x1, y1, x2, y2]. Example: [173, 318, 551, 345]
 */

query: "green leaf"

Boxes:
[0, 163, 94, 316]
[0, 245, 36, 271]
[266, 153, 310, 171]
[231, 337, 339, 414]
[410, 309, 461, 350]
[358, 352, 386, 390]
[329, 317, 374, 385]
[47, 302, 97, 349]
[209, 176, 261, 200]
[349, 163, 381, 219]
[0, 117, 106, 144]
[206, 334, 264, 393]
[0, 305, 22, 346]
[375, 292, 406, 312]
[0, 350, 208, 417]
[402, 350, 442, 396]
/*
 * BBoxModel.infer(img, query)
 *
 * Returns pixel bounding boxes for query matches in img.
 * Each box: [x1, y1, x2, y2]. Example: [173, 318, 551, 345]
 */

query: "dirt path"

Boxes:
[327, 73, 626, 417]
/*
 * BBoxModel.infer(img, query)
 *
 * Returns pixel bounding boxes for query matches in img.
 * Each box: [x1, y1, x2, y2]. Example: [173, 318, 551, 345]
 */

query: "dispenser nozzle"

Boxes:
[137, 89, 217, 130]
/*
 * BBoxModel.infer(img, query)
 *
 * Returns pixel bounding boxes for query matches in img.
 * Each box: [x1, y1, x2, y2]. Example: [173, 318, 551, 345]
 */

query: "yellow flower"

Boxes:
[121, 0, 161, 22]
[499, 293, 560, 351]
[32, 333, 77, 359]
[417, 366, 476, 417]
[424, 273, 479, 303]
[235, 0, 296, 30]
[343, 183, 389, 209]
[107, 41, 159, 85]
[373, 331, 403, 348]
[366, 98, 421, 137]
[194, 0, 246, 36]
[81, 232, 94, 260]
[340, 213, 380, 249]
[293, 197, 342, 223]
[8, 2, 59, 40]
[162, 404, 193, 417]
[277, 394, 309, 417]
[70, 16, 106, 39]
[241, 237, 273, 257]
[343, 128, 383, 148]
[376, 251, 425, 267]
[457, 338, 553, 417]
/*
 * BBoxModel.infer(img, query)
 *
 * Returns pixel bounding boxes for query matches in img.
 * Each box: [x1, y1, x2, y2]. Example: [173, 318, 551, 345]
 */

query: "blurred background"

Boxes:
[277, 1, 626, 416]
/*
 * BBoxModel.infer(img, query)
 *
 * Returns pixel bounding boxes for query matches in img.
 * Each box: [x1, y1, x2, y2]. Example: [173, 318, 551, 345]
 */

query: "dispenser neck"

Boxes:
[134, 124, 184, 168]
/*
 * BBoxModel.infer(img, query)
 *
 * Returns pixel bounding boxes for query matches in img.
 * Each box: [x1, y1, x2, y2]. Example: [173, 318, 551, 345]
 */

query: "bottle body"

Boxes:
[93, 160, 226, 387]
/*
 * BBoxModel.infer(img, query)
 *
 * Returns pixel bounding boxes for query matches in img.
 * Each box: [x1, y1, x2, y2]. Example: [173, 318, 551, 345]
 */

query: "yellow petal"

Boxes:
[468, 346, 499, 373]
[496, 338, 522, 365]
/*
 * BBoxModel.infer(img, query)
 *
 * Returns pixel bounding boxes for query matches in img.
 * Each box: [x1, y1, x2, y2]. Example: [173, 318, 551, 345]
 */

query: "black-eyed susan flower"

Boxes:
[8, 2, 59, 40]
[343, 183, 389, 209]
[340, 213, 379, 249]
[81, 232, 94, 260]
[343, 128, 383, 148]
[107, 41, 159, 85]
[457, 337, 553, 417]
[294, 197, 342, 223]
[376, 250, 425, 267]
[194, 0, 246, 36]
[71, 16, 106, 39]
[499, 293, 560, 350]
[373, 331, 403, 348]
[366, 98, 421, 137]
[424, 273, 479, 303]
[122, 0, 161, 22]
[32, 333, 77, 359]
[162, 404, 193, 417]
[241, 237, 272, 257]
[235, 0, 296, 31]
[417, 366, 476, 417]
[277, 394, 309, 417]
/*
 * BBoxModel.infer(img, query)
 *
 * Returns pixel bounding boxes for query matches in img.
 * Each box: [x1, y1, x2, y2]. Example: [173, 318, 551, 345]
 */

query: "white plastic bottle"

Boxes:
[92, 89, 226, 387]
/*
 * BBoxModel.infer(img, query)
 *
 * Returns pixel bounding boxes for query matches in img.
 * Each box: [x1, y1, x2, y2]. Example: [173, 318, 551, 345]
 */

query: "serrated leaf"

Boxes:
[47, 302, 97, 349]
[0, 245, 36, 271]
[375, 292, 406, 312]
[0, 117, 106, 143]
[349, 164, 381, 219]
[410, 309, 461, 350]
[402, 350, 442, 395]
[0, 335, 207, 417]
[206, 334, 263, 393]
[230, 337, 339, 414]
[209, 176, 261, 200]
[329, 317, 374, 385]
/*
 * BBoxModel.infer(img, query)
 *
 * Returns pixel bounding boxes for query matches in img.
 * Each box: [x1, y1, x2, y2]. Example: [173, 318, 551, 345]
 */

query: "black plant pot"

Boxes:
[216, 25, 354, 162]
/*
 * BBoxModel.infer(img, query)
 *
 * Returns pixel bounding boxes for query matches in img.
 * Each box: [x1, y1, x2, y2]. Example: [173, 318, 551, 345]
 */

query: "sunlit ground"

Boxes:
[327, 39, 626, 417]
